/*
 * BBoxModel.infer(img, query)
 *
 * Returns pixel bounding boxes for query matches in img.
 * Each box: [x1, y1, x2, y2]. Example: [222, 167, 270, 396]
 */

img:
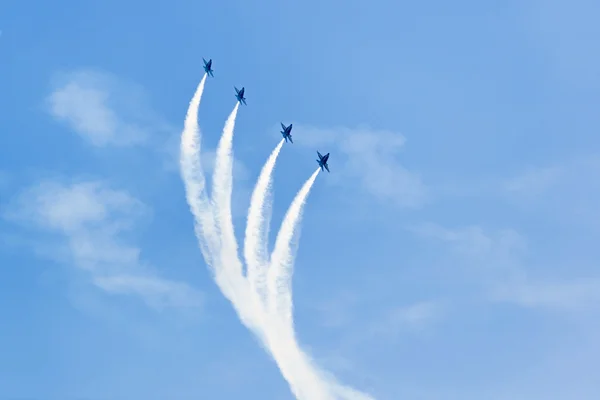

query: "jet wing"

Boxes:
[324, 164, 330, 173]
[317, 150, 323, 159]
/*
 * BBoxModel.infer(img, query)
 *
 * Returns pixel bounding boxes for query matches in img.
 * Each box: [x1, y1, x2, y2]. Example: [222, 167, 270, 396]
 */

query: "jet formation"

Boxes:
[205, 57, 329, 171]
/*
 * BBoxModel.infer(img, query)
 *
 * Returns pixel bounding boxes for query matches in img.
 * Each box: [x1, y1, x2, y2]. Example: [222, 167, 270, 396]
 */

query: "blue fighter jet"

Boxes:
[203, 58, 214, 77]
[280, 123, 293, 143]
[234, 86, 247, 105]
[316, 151, 330, 172]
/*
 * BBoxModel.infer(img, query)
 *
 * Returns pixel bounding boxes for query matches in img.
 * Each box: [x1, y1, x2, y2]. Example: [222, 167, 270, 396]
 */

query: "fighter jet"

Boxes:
[203, 58, 214, 77]
[316, 151, 330, 172]
[234, 86, 247, 105]
[280, 123, 293, 143]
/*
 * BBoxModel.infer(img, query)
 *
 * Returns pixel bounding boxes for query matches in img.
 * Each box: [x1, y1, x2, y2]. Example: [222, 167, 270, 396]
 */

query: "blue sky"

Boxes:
[1, 0, 600, 398]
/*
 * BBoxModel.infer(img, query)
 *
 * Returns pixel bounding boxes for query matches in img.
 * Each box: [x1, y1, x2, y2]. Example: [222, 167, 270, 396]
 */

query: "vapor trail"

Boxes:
[268, 168, 320, 323]
[262, 167, 377, 400]
[209, 103, 260, 326]
[265, 315, 337, 400]
[179, 79, 374, 400]
[179, 81, 255, 329]
[244, 139, 285, 302]
[179, 73, 218, 266]
[211, 103, 241, 273]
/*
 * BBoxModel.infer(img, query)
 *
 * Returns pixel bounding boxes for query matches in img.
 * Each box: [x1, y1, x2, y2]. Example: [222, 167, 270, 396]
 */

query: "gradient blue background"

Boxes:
[1, 0, 599, 398]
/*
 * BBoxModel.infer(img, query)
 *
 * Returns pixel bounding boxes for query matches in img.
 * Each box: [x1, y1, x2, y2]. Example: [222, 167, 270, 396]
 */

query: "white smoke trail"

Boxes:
[179, 73, 219, 267]
[179, 78, 374, 400]
[211, 102, 240, 269]
[180, 81, 256, 330]
[264, 314, 338, 400]
[267, 167, 320, 323]
[209, 103, 263, 328]
[238, 141, 345, 400]
[244, 139, 285, 303]
[262, 168, 375, 400]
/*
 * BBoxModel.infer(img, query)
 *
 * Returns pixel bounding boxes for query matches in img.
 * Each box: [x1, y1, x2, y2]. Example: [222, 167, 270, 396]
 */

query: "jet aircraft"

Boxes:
[280, 123, 293, 143]
[234, 86, 247, 105]
[316, 151, 330, 172]
[203, 58, 214, 77]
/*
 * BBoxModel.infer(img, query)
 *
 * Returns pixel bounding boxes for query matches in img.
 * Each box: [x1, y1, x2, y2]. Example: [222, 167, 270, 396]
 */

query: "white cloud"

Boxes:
[412, 222, 526, 267]
[94, 274, 202, 309]
[505, 166, 564, 199]
[15, 181, 143, 232]
[46, 69, 167, 147]
[311, 290, 361, 329]
[290, 125, 428, 207]
[370, 301, 443, 337]
[310, 288, 443, 351]
[503, 156, 600, 227]
[492, 279, 600, 311]
[413, 222, 600, 312]
[4, 179, 202, 309]
[390, 301, 441, 328]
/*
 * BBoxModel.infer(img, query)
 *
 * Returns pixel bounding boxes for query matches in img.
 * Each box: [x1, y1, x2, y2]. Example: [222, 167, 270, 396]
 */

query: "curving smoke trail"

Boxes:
[267, 168, 320, 324]
[244, 139, 285, 303]
[180, 84, 259, 330]
[179, 76, 374, 400]
[179, 73, 218, 267]
[209, 102, 264, 330]
[264, 314, 338, 400]
[211, 103, 240, 266]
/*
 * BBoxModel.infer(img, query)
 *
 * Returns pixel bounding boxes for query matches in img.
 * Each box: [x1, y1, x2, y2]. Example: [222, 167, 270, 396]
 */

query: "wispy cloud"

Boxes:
[386, 301, 442, 330]
[46, 69, 168, 147]
[412, 222, 526, 267]
[94, 274, 202, 309]
[492, 279, 600, 311]
[413, 222, 600, 312]
[3, 179, 202, 309]
[505, 166, 565, 199]
[290, 125, 428, 207]
[503, 156, 600, 227]
[312, 289, 442, 334]
[368, 301, 443, 339]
